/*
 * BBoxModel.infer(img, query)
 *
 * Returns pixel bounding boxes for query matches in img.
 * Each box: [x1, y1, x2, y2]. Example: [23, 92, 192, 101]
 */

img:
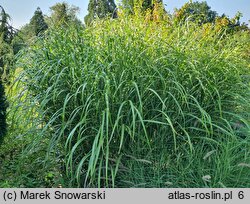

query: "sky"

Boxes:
[0, 0, 249, 29]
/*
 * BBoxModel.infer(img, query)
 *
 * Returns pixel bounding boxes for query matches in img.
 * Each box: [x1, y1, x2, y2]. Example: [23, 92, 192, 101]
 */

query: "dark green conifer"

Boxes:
[0, 80, 7, 143]
[0, 5, 13, 142]
[29, 7, 48, 36]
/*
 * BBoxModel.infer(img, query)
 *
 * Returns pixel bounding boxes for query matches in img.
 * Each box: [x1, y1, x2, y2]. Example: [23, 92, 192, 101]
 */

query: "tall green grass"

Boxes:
[0, 67, 66, 187]
[16, 16, 250, 187]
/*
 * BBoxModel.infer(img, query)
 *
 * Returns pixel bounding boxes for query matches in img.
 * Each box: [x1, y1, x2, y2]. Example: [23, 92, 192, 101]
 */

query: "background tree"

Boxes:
[141, 0, 163, 11]
[29, 7, 48, 36]
[0, 6, 15, 43]
[215, 12, 249, 33]
[0, 6, 16, 79]
[174, 1, 217, 24]
[84, 0, 117, 25]
[48, 2, 81, 26]
[120, 0, 163, 14]
[0, 5, 14, 142]
[0, 81, 7, 143]
[11, 8, 48, 51]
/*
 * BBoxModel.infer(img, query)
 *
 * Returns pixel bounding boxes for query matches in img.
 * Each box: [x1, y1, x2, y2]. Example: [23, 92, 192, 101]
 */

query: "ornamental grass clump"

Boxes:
[17, 15, 250, 187]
